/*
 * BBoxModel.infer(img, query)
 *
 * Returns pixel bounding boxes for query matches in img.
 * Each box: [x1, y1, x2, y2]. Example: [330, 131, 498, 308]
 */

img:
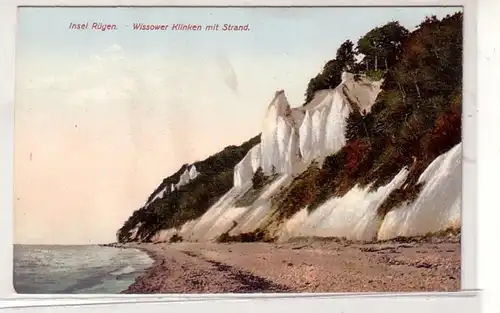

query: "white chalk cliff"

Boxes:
[149, 72, 461, 243]
[145, 164, 200, 208]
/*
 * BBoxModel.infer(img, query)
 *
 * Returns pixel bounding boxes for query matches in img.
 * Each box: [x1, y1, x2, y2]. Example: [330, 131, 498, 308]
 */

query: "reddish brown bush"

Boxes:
[345, 139, 373, 172]
[423, 103, 461, 158]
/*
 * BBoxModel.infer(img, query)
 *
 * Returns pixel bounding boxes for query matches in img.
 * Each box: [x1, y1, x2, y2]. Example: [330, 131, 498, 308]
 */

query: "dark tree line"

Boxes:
[304, 21, 410, 104]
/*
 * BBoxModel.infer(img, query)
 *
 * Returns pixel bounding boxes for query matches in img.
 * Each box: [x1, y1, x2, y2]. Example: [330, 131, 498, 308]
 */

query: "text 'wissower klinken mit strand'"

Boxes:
[69, 22, 251, 32]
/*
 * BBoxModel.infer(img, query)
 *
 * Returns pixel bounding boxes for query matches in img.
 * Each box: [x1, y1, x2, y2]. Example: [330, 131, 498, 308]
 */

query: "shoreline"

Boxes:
[126, 244, 162, 290]
[99, 242, 159, 293]
[109, 244, 160, 294]
[116, 230, 460, 294]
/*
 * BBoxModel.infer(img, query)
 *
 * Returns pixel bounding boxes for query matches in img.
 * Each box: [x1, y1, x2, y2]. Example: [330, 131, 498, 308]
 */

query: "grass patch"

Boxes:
[376, 227, 460, 244]
[234, 167, 278, 207]
[377, 183, 423, 217]
[270, 162, 321, 221]
[234, 188, 264, 208]
[365, 69, 385, 81]
[215, 228, 275, 243]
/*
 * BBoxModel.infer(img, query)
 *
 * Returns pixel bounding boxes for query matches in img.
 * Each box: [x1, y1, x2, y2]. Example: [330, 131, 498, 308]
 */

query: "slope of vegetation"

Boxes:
[233, 166, 279, 207]
[271, 12, 462, 223]
[117, 135, 261, 243]
[117, 12, 463, 243]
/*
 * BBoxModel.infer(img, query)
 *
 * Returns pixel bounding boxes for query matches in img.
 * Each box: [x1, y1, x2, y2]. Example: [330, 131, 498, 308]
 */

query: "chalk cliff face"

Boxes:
[144, 165, 199, 208]
[279, 141, 461, 242]
[129, 72, 461, 244]
[377, 143, 461, 240]
[237, 72, 382, 185]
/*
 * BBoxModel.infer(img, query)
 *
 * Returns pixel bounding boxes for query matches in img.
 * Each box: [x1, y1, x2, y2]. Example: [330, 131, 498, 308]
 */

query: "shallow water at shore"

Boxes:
[14, 244, 153, 294]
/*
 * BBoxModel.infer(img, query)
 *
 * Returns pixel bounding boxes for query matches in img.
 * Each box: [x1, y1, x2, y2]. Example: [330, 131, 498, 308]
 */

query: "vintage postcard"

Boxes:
[14, 6, 462, 294]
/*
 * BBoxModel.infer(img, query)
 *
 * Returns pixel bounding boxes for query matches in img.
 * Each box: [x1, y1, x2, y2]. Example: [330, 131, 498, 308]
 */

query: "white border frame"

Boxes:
[0, 0, 492, 312]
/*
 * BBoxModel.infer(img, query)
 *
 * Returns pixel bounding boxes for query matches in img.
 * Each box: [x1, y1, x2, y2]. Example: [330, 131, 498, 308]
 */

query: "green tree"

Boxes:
[357, 27, 383, 71]
[378, 21, 410, 69]
[304, 59, 343, 104]
[336, 40, 357, 71]
[252, 167, 267, 189]
[356, 22, 409, 71]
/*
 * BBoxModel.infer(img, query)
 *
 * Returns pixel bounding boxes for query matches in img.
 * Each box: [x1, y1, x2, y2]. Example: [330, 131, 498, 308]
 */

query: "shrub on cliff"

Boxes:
[234, 166, 279, 207]
[252, 167, 267, 189]
[169, 234, 183, 243]
[216, 229, 274, 243]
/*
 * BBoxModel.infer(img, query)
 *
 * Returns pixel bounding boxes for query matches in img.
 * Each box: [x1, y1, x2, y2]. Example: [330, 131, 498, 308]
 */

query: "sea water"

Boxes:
[14, 244, 154, 294]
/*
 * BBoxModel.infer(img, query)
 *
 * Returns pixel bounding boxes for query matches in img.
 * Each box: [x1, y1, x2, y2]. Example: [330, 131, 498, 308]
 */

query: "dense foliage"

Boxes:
[304, 59, 344, 104]
[117, 135, 261, 242]
[304, 21, 410, 104]
[357, 21, 410, 71]
[272, 12, 462, 224]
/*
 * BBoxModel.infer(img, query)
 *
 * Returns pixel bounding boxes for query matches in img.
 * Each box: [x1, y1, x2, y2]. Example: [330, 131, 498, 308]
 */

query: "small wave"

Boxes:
[15, 245, 153, 294]
[110, 265, 135, 276]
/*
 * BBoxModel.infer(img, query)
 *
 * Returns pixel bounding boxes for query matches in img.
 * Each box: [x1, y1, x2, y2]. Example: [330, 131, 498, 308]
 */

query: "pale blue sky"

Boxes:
[17, 7, 462, 58]
[14, 6, 462, 244]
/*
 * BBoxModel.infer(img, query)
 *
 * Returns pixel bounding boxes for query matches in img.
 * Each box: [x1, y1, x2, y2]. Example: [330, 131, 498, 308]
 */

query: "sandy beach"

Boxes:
[120, 232, 460, 294]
